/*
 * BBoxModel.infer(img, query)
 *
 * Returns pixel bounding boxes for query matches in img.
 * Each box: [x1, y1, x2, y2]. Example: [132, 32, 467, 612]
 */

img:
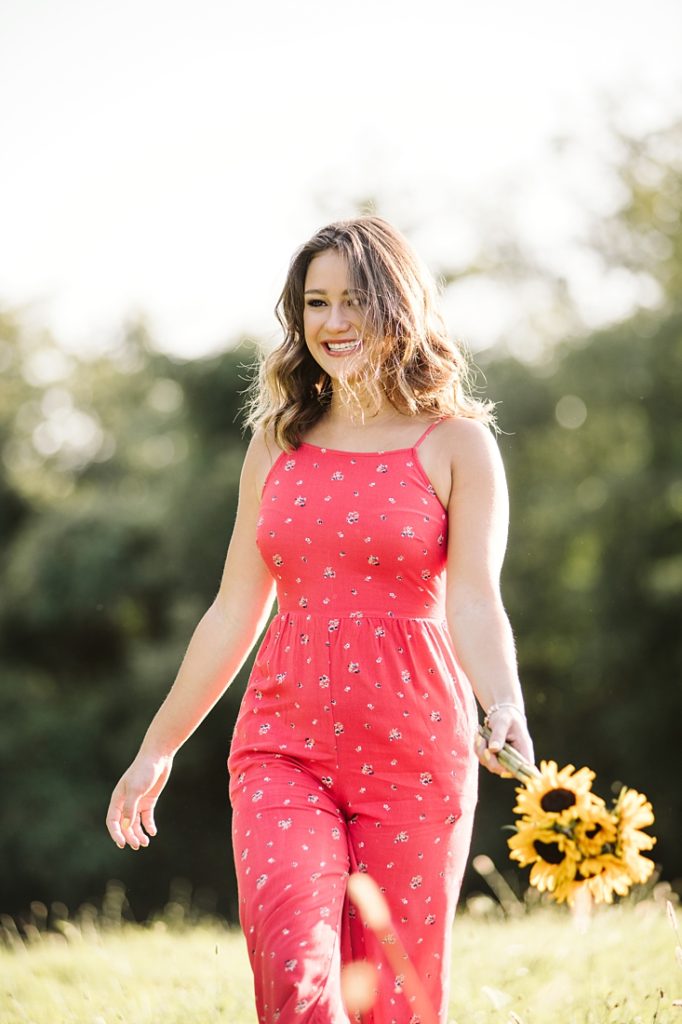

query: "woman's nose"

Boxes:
[326, 303, 350, 330]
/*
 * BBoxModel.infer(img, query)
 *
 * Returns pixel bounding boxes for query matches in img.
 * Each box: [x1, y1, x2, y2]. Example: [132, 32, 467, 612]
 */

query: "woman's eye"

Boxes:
[305, 297, 364, 309]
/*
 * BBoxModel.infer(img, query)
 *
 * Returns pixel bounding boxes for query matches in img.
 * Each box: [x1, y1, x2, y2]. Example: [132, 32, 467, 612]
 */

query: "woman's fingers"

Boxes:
[122, 809, 149, 850]
[113, 809, 149, 850]
[486, 717, 508, 754]
[475, 715, 534, 777]
[140, 804, 158, 839]
[106, 780, 146, 850]
[476, 745, 506, 775]
[106, 756, 172, 849]
[120, 788, 158, 849]
[106, 787, 131, 849]
[484, 720, 508, 773]
[106, 807, 127, 849]
[474, 731, 504, 775]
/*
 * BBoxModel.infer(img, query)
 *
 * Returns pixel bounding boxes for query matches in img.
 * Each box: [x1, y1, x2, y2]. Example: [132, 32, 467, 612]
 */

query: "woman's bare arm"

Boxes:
[106, 429, 278, 849]
[443, 418, 534, 774]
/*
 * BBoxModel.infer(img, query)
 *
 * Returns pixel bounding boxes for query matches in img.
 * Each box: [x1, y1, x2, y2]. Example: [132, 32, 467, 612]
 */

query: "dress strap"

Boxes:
[413, 417, 447, 449]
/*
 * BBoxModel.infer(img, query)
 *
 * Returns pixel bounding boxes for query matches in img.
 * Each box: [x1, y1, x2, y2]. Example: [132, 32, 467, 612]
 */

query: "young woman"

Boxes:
[106, 216, 534, 1024]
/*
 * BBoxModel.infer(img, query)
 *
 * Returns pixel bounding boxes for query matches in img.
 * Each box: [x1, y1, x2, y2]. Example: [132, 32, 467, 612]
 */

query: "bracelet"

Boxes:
[484, 702, 526, 727]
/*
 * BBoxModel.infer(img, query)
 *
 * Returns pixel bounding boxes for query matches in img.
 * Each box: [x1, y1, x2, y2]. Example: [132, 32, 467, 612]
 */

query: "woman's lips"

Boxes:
[322, 340, 363, 356]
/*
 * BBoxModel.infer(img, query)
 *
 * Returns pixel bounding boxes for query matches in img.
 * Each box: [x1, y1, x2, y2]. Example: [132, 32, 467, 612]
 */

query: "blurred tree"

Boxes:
[0, 319, 258, 918]
[467, 117, 682, 892]
[469, 304, 682, 892]
[1, 114, 680, 920]
[592, 117, 682, 306]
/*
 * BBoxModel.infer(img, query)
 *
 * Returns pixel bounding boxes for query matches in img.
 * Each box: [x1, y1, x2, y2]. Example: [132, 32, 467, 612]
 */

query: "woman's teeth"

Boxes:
[324, 340, 361, 353]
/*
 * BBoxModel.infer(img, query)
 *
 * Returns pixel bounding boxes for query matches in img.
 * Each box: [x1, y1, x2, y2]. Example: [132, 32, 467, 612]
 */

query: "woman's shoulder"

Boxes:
[431, 416, 502, 478]
[243, 425, 289, 494]
[437, 419, 507, 503]
[247, 424, 282, 457]
[433, 415, 497, 454]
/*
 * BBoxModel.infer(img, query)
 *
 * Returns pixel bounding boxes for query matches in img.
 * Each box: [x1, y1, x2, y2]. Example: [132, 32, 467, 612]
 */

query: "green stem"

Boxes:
[478, 724, 541, 781]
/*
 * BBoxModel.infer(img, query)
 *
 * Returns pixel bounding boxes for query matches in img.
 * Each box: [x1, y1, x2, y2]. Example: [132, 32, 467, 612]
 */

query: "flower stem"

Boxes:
[478, 724, 541, 781]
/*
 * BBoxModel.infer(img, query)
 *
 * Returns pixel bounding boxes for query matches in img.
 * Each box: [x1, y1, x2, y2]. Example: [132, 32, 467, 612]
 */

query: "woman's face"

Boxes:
[302, 249, 367, 379]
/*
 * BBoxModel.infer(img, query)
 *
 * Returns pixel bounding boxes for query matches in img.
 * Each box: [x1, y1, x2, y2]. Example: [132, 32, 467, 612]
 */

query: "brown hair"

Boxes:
[244, 216, 495, 450]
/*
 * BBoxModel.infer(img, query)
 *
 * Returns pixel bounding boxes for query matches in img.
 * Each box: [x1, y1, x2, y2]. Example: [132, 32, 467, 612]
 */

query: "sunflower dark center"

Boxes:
[533, 840, 566, 864]
[540, 788, 577, 813]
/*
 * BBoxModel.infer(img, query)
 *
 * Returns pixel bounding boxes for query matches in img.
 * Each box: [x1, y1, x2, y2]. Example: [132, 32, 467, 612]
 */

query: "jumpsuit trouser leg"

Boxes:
[230, 752, 477, 1024]
[228, 613, 479, 1024]
[230, 758, 353, 1024]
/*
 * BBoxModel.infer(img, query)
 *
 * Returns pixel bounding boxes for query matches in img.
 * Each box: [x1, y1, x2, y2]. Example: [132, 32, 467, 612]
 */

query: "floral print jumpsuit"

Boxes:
[228, 418, 479, 1024]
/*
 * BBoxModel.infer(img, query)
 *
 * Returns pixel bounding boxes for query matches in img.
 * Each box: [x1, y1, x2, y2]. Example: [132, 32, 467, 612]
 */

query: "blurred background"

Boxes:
[1, 0, 680, 923]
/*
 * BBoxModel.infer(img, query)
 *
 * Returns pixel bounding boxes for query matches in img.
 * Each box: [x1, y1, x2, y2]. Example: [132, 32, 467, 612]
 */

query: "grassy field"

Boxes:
[2, 893, 681, 1024]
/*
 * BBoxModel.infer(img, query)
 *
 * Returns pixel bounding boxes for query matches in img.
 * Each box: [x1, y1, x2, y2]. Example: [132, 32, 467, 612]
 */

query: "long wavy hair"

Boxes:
[244, 216, 495, 450]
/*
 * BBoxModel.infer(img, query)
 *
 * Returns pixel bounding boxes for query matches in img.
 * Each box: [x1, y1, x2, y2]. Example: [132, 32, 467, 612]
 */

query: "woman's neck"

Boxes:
[305, 393, 423, 451]
[326, 391, 400, 429]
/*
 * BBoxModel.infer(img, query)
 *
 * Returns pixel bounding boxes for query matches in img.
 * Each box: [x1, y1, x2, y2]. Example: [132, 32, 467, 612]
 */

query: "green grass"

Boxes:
[2, 896, 681, 1023]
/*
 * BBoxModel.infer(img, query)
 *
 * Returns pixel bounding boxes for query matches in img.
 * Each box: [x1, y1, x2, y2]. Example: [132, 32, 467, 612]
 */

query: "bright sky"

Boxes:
[1, 0, 681, 361]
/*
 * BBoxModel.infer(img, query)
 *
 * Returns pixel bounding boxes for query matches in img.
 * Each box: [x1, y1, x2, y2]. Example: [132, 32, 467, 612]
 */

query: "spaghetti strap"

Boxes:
[413, 416, 447, 449]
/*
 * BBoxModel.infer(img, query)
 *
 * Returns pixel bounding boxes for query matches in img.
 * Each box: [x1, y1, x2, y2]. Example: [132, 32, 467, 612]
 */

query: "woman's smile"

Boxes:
[321, 339, 363, 356]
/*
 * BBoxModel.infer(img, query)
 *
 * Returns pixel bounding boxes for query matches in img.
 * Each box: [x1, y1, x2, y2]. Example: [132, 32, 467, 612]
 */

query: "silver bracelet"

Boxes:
[484, 701, 526, 726]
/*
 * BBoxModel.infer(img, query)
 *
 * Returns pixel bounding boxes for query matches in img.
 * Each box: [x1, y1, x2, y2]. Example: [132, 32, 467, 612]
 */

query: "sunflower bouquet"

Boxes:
[478, 724, 657, 906]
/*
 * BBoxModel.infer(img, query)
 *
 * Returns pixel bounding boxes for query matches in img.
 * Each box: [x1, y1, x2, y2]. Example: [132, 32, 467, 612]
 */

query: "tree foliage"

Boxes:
[1, 119, 680, 918]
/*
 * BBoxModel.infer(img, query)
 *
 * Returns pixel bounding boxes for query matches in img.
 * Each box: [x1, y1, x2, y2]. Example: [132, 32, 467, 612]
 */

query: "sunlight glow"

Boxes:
[1, 0, 680, 357]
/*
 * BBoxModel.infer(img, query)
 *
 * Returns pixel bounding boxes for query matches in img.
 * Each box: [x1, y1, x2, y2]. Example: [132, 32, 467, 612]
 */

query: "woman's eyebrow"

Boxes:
[303, 288, 362, 295]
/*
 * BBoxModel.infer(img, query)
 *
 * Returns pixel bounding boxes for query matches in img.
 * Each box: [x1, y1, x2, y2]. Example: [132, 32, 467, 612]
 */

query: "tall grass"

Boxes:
[1, 880, 680, 1024]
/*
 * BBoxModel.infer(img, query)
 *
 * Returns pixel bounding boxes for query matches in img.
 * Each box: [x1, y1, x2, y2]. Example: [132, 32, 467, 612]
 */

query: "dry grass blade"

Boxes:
[346, 872, 439, 1024]
[472, 855, 524, 917]
[346, 873, 391, 932]
[340, 960, 378, 1018]
[665, 900, 682, 1009]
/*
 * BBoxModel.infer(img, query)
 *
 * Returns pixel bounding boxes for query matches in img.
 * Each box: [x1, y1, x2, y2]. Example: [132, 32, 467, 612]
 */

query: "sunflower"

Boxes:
[621, 846, 657, 885]
[512, 760, 601, 824]
[553, 852, 633, 905]
[614, 786, 655, 845]
[477, 724, 657, 905]
[613, 785, 657, 885]
[508, 821, 580, 894]
[529, 850, 579, 895]
[573, 804, 618, 858]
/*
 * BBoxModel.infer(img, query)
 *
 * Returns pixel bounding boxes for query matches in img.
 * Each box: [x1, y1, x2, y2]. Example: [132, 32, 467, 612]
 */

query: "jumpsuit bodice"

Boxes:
[257, 424, 448, 621]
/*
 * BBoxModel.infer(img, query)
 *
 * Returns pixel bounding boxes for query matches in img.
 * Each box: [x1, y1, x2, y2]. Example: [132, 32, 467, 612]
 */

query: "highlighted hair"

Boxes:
[244, 216, 495, 450]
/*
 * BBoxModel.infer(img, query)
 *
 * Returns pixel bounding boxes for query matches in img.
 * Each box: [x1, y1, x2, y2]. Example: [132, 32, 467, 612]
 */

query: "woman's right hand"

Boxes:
[105, 752, 174, 850]
[104, 430, 277, 852]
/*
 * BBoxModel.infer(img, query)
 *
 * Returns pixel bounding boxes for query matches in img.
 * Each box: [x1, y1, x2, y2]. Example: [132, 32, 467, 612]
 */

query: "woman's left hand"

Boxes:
[474, 708, 535, 777]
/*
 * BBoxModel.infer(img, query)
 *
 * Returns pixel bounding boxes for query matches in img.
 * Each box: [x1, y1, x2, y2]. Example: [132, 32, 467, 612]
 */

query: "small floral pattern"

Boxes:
[228, 422, 479, 1024]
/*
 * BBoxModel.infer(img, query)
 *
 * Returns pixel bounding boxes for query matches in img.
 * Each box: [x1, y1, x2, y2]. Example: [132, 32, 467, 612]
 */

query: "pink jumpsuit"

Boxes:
[228, 418, 479, 1024]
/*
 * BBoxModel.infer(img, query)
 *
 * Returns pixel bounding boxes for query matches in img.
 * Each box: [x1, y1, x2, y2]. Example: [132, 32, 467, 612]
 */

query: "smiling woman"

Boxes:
[106, 214, 535, 1024]
[246, 216, 494, 451]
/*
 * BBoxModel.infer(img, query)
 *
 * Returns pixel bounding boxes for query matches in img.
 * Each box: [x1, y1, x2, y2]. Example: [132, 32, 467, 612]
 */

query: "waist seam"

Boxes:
[274, 608, 447, 622]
